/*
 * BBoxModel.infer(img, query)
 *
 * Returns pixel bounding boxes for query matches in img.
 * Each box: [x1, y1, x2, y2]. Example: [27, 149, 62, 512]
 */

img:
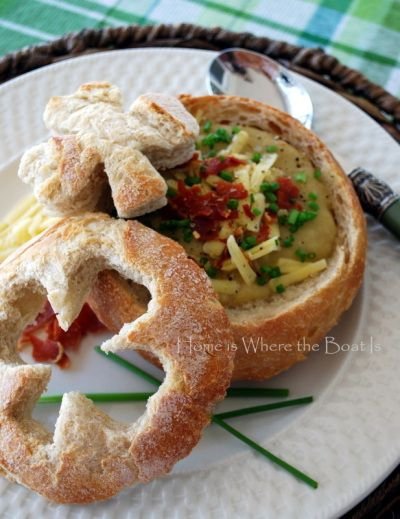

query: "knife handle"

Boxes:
[349, 168, 400, 240]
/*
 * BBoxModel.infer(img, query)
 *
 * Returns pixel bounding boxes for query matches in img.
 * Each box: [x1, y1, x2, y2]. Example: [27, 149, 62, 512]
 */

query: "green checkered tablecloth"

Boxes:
[0, 0, 399, 95]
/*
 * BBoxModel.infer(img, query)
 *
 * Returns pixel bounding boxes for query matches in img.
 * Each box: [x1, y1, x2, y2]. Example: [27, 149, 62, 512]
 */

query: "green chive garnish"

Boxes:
[203, 120, 212, 133]
[256, 275, 268, 286]
[268, 202, 279, 214]
[282, 235, 295, 248]
[287, 209, 299, 225]
[185, 176, 201, 186]
[276, 284, 286, 293]
[265, 192, 277, 203]
[205, 265, 218, 278]
[183, 228, 193, 243]
[308, 201, 319, 212]
[212, 416, 318, 489]
[219, 171, 234, 182]
[251, 152, 262, 163]
[295, 248, 308, 262]
[231, 126, 241, 134]
[240, 236, 257, 250]
[227, 199, 239, 210]
[294, 172, 307, 183]
[160, 219, 190, 231]
[265, 145, 278, 153]
[314, 169, 322, 180]
[260, 181, 280, 193]
[214, 396, 313, 419]
[92, 349, 317, 488]
[260, 265, 281, 278]
[166, 186, 177, 197]
[252, 207, 262, 216]
[308, 192, 318, 201]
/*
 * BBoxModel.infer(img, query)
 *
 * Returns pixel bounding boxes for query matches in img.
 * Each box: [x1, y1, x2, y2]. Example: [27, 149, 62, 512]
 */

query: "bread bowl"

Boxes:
[89, 95, 367, 380]
[0, 213, 234, 503]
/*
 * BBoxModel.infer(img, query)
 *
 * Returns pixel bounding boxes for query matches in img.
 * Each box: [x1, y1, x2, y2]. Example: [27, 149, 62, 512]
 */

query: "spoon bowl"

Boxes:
[207, 48, 313, 129]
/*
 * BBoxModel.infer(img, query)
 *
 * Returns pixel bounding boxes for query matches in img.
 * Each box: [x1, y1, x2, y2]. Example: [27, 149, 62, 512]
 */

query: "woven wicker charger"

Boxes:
[0, 23, 398, 517]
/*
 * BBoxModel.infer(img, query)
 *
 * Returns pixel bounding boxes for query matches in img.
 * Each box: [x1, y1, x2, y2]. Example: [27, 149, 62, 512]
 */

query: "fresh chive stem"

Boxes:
[39, 392, 153, 404]
[90, 348, 318, 488]
[226, 387, 289, 398]
[212, 416, 318, 489]
[94, 346, 162, 386]
[214, 396, 312, 419]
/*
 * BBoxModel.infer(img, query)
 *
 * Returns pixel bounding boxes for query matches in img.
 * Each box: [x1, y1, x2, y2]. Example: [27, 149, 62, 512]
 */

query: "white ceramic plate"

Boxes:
[0, 48, 399, 519]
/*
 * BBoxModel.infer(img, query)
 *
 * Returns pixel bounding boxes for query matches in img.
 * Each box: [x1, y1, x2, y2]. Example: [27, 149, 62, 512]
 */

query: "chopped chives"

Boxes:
[264, 192, 277, 203]
[287, 209, 299, 225]
[231, 126, 241, 134]
[282, 235, 295, 248]
[295, 248, 308, 262]
[265, 145, 278, 153]
[294, 172, 307, 184]
[212, 417, 318, 489]
[227, 199, 239, 210]
[203, 120, 212, 133]
[240, 236, 257, 250]
[184, 176, 201, 186]
[252, 207, 262, 216]
[160, 219, 190, 231]
[260, 181, 280, 193]
[166, 186, 177, 197]
[183, 228, 193, 243]
[219, 171, 234, 182]
[205, 265, 218, 278]
[314, 169, 322, 180]
[256, 275, 268, 286]
[268, 203, 279, 214]
[251, 152, 262, 163]
[276, 284, 286, 293]
[308, 201, 319, 212]
[308, 192, 318, 201]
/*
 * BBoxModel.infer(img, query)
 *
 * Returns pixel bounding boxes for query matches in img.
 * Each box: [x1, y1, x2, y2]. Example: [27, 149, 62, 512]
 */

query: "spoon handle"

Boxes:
[349, 168, 400, 239]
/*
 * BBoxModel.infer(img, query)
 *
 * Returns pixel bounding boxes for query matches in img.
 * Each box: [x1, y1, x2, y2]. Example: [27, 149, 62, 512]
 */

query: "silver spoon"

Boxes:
[207, 48, 400, 240]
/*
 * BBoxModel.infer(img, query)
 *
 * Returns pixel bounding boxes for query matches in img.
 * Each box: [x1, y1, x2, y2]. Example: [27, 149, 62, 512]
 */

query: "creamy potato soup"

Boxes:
[143, 121, 336, 307]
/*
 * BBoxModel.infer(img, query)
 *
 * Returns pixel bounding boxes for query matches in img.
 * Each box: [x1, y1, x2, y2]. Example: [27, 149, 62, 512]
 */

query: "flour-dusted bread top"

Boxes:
[18, 82, 199, 218]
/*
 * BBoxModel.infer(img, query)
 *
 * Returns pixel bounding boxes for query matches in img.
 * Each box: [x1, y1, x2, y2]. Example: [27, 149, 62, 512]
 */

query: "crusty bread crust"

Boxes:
[0, 213, 234, 503]
[18, 82, 199, 218]
[88, 95, 367, 380]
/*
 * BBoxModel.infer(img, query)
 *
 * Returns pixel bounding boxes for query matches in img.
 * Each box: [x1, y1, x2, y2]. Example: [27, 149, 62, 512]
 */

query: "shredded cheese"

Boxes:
[226, 235, 257, 285]
[0, 195, 59, 262]
[225, 130, 250, 154]
[269, 259, 327, 291]
[247, 236, 280, 260]
[277, 257, 305, 273]
[246, 193, 266, 232]
[211, 278, 240, 295]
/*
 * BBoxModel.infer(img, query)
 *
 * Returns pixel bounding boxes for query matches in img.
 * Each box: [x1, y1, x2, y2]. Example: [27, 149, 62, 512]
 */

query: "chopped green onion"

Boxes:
[268, 202, 279, 214]
[251, 152, 262, 163]
[203, 120, 212, 133]
[166, 186, 177, 197]
[185, 176, 201, 186]
[252, 207, 262, 216]
[205, 265, 218, 278]
[276, 283, 286, 293]
[183, 228, 193, 243]
[227, 199, 239, 210]
[278, 213, 288, 225]
[231, 126, 241, 134]
[201, 128, 232, 149]
[265, 145, 278, 153]
[287, 209, 299, 225]
[219, 171, 234, 182]
[240, 236, 257, 250]
[250, 193, 255, 204]
[256, 275, 268, 285]
[294, 172, 307, 183]
[264, 192, 277, 203]
[207, 150, 217, 157]
[282, 235, 295, 248]
[260, 181, 280, 193]
[212, 417, 318, 489]
[314, 169, 322, 180]
[160, 219, 191, 231]
[308, 192, 318, 201]
[295, 248, 308, 262]
[308, 201, 319, 212]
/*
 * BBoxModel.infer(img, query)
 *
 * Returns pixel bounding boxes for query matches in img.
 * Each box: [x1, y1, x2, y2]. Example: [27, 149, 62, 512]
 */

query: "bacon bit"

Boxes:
[214, 181, 248, 199]
[277, 177, 302, 210]
[242, 203, 254, 219]
[203, 156, 245, 177]
[257, 216, 270, 243]
[19, 302, 107, 368]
